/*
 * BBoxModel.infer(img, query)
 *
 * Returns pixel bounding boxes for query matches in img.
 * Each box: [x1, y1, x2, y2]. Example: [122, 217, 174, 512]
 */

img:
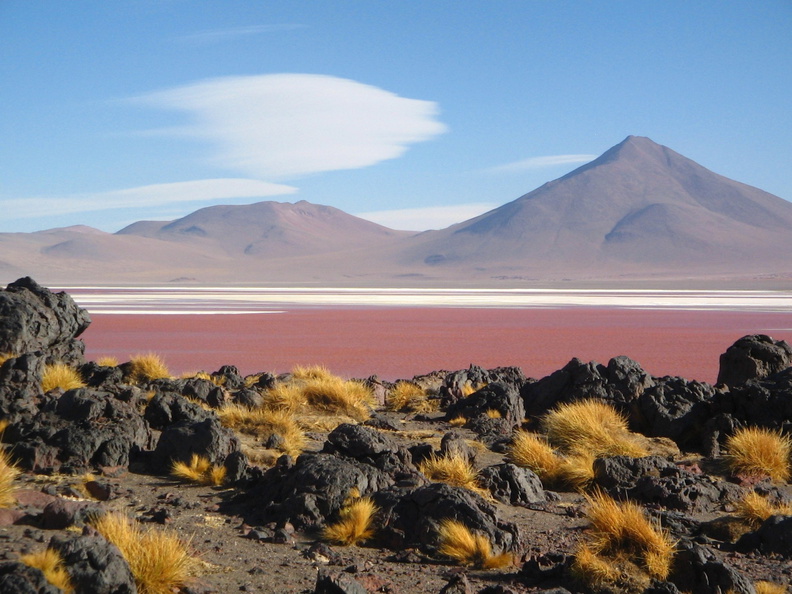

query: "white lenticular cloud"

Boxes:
[485, 154, 597, 173]
[4, 178, 296, 220]
[356, 202, 500, 231]
[137, 74, 448, 179]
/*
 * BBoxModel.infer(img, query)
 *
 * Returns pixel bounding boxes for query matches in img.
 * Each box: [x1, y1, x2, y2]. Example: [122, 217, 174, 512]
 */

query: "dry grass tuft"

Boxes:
[485, 409, 502, 419]
[261, 383, 307, 412]
[96, 356, 119, 367]
[460, 382, 487, 397]
[582, 491, 676, 581]
[436, 518, 512, 569]
[507, 431, 562, 478]
[41, 362, 85, 393]
[93, 512, 194, 594]
[387, 381, 438, 413]
[322, 496, 378, 546]
[724, 427, 792, 482]
[0, 439, 19, 508]
[419, 453, 486, 496]
[542, 399, 647, 458]
[448, 416, 467, 427]
[291, 364, 334, 381]
[171, 454, 226, 487]
[0, 352, 16, 367]
[300, 377, 374, 421]
[570, 542, 621, 588]
[20, 548, 74, 592]
[128, 353, 171, 384]
[755, 581, 789, 594]
[555, 451, 597, 492]
[218, 404, 306, 456]
[734, 491, 792, 528]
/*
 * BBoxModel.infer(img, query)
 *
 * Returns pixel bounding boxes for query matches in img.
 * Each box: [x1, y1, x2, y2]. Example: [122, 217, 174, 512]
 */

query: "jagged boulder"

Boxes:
[444, 382, 525, 427]
[521, 356, 654, 418]
[0, 561, 61, 594]
[717, 334, 792, 387]
[736, 514, 792, 557]
[632, 378, 718, 450]
[669, 540, 755, 594]
[151, 417, 241, 472]
[0, 277, 91, 365]
[372, 482, 522, 555]
[478, 463, 545, 506]
[240, 452, 394, 529]
[51, 534, 137, 594]
[440, 365, 528, 406]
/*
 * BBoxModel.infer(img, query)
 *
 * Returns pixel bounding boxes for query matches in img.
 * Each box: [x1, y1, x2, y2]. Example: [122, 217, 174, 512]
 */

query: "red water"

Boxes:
[81, 307, 792, 383]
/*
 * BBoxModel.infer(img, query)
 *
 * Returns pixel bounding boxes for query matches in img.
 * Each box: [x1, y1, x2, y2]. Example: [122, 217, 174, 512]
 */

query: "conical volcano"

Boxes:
[400, 136, 792, 278]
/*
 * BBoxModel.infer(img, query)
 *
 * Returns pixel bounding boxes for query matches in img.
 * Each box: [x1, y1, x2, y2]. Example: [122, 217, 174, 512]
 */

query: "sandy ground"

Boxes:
[81, 307, 792, 384]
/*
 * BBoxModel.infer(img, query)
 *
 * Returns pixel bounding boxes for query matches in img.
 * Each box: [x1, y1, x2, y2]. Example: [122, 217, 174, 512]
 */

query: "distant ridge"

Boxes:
[2, 136, 791, 286]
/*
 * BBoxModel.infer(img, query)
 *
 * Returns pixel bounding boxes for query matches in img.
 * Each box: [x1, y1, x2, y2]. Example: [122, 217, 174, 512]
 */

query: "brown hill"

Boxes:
[396, 136, 792, 279]
[117, 200, 414, 258]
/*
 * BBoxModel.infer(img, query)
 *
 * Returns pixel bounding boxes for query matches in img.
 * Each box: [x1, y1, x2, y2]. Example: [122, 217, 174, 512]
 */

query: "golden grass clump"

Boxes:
[436, 518, 512, 569]
[542, 399, 647, 458]
[41, 362, 85, 393]
[734, 491, 792, 528]
[419, 453, 483, 494]
[755, 581, 788, 594]
[570, 542, 621, 587]
[0, 430, 18, 508]
[300, 377, 374, 421]
[20, 548, 73, 592]
[387, 381, 438, 413]
[448, 416, 467, 427]
[291, 364, 334, 381]
[128, 353, 171, 384]
[260, 383, 307, 412]
[723, 426, 792, 482]
[96, 356, 119, 367]
[217, 404, 306, 456]
[507, 431, 562, 478]
[322, 496, 378, 546]
[580, 491, 675, 582]
[171, 454, 226, 487]
[93, 512, 193, 594]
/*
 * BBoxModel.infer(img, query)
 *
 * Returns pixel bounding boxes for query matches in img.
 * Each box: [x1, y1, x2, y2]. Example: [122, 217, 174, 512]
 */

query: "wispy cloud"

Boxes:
[483, 154, 596, 174]
[356, 202, 499, 231]
[178, 24, 307, 44]
[134, 74, 448, 179]
[4, 178, 296, 221]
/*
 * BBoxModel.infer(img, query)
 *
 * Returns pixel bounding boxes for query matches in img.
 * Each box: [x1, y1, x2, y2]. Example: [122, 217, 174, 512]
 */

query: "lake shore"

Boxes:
[82, 306, 792, 383]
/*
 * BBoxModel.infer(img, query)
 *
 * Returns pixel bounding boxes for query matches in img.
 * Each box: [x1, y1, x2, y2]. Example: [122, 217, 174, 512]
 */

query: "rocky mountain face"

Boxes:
[2, 136, 791, 285]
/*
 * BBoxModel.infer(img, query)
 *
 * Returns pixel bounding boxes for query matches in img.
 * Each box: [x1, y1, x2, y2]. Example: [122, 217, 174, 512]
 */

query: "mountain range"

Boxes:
[3, 136, 791, 287]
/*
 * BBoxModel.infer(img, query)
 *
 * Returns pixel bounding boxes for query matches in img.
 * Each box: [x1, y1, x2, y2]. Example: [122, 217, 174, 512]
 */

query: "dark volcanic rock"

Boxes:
[372, 482, 522, 555]
[151, 417, 241, 472]
[0, 561, 61, 594]
[314, 569, 367, 594]
[669, 540, 755, 594]
[242, 453, 393, 529]
[633, 377, 717, 450]
[478, 463, 545, 506]
[441, 365, 528, 406]
[322, 424, 398, 459]
[736, 514, 792, 557]
[717, 334, 792, 387]
[0, 277, 91, 365]
[445, 382, 525, 427]
[592, 456, 678, 495]
[144, 392, 212, 430]
[521, 356, 654, 418]
[51, 534, 137, 594]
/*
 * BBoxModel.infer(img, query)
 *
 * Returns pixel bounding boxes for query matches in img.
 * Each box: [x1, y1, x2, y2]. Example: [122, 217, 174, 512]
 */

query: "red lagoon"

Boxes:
[80, 307, 792, 384]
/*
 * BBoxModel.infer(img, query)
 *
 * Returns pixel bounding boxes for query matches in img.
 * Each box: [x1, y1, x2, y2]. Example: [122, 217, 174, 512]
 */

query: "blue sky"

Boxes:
[1, 1, 791, 233]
